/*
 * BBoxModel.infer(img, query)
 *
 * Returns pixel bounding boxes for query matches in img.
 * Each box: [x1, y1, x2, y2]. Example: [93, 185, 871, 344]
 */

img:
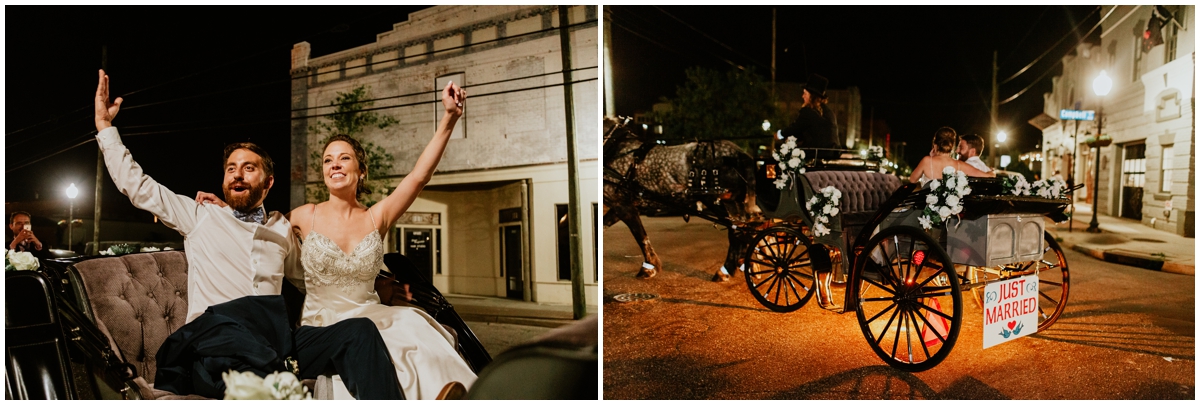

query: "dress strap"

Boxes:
[367, 207, 378, 229]
[310, 204, 318, 234]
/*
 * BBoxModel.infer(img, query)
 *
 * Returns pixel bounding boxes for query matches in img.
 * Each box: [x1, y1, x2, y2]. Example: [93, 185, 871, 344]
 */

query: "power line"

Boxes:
[999, 7, 1110, 105]
[1000, 6, 1101, 85]
[610, 12, 741, 69]
[652, 6, 768, 71]
[1006, 6, 1052, 59]
[8, 77, 598, 172]
[292, 67, 597, 113]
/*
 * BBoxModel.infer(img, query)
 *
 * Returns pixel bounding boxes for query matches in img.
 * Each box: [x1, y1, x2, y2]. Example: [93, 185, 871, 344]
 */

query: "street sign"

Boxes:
[982, 274, 1039, 349]
[1059, 109, 1095, 121]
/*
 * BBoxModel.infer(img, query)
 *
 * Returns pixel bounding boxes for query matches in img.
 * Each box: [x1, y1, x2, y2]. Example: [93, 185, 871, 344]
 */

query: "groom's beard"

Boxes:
[224, 181, 267, 212]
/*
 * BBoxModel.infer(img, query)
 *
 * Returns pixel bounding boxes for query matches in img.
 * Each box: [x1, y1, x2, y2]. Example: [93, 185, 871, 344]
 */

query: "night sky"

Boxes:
[6, 5, 433, 218]
[608, 5, 1101, 166]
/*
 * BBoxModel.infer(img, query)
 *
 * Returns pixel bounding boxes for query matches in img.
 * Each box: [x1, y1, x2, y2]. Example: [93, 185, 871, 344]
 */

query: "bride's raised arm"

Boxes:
[371, 81, 465, 233]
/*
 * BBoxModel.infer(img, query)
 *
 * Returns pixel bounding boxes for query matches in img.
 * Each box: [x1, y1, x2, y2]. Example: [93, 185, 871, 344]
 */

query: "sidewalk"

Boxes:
[444, 293, 598, 328]
[1047, 203, 1194, 275]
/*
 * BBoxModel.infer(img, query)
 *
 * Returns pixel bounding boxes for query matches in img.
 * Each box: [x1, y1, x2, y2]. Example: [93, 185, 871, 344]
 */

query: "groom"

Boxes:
[93, 70, 403, 399]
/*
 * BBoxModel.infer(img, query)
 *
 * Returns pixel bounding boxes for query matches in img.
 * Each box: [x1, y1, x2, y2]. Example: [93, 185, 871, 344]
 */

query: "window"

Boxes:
[1164, 6, 1183, 63]
[1132, 36, 1142, 82]
[556, 204, 571, 280]
[592, 202, 598, 282]
[1122, 144, 1146, 188]
[435, 73, 466, 139]
[1161, 145, 1174, 193]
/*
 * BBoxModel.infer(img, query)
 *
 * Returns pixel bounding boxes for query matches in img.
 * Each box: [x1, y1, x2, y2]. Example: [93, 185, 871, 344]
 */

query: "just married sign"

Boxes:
[982, 274, 1039, 349]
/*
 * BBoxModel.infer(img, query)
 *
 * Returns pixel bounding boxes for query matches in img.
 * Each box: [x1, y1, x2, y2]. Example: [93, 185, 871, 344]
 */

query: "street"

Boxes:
[603, 216, 1195, 400]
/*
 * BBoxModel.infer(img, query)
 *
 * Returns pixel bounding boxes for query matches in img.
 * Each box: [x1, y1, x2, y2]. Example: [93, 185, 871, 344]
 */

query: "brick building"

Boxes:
[289, 6, 599, 305]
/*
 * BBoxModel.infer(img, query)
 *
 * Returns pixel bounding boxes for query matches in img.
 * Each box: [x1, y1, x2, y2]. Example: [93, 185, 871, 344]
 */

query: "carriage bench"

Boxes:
[6, 251, 490, 400]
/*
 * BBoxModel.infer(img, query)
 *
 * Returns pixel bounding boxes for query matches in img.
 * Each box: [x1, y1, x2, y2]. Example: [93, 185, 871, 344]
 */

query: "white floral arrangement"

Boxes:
[140, 246, 161, 253]
[919, 166, 972, 230]
[805, 186, 842, 237]
[1031, 176, 1067, 199]
[772, 136, 806, 190]
[222, 370, 311, 400]
[5, 250, 40, 271]
[1001, 174, 1032, 196]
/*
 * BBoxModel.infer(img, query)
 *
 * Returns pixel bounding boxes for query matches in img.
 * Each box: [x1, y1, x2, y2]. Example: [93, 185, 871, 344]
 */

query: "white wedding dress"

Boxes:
[299, 210, 476, 399]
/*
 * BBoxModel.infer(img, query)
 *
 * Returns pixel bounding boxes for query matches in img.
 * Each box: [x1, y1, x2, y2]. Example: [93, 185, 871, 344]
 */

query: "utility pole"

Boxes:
[990, 50, 999, 168]
[771, 8, 776, 87]
[92, 45, 107, 255]
[559, 6, 587, 319]
[603, 6, 615, 116]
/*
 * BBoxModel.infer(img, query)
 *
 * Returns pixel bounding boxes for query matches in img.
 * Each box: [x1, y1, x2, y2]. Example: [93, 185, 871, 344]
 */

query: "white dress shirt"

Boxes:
[965, 156, 992, 173]
[97, 127, 303, 322]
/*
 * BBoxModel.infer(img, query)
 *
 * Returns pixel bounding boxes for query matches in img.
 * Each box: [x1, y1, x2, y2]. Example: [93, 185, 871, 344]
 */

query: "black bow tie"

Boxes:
[233, 206, 266, 224]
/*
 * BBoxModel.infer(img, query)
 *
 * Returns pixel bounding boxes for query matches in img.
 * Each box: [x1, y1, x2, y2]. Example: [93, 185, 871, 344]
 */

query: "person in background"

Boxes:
[957, 133, 992, 174]
[777, 74, 840, 160]
[8, 211, 44, 253]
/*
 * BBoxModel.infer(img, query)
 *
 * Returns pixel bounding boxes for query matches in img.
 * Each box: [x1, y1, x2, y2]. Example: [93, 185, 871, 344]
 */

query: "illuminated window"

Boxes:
[1161, 145, 1174, 193]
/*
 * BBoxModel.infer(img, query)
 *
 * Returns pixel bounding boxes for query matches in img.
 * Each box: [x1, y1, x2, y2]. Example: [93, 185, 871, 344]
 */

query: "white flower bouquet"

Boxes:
[5, 250, 40, 271]
[1001, 174, 1032, 196]
[919, 166, 971, 231]
[805, 186, 842, 237]
[222, 370, 311, 400]
[772, 136, 807, 190]
[1031, 176, 1067, 199]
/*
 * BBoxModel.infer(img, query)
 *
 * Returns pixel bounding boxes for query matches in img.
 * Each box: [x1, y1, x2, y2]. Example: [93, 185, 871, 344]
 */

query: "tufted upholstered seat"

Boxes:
[803, 171, 902, 226]
[70, 251, 205, 399]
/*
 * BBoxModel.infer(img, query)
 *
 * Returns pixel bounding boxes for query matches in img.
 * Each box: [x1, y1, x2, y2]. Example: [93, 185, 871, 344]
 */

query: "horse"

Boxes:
[602, 116, 760, 281]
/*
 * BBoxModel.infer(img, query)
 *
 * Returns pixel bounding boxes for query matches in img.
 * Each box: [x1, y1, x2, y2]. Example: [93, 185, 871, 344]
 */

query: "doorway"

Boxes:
[399, 228, 436, 282]
[1120, 143, 1145, 220]
[501, 224, 523, 299]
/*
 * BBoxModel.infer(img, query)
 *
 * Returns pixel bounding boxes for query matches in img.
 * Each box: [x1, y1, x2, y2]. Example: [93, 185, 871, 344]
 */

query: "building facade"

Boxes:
[289, 5, 599, 305]
[1039, 5, 1194, 237]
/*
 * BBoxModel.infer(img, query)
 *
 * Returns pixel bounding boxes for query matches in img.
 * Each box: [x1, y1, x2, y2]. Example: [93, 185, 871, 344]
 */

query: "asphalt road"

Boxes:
[603, 216, 1195, 400]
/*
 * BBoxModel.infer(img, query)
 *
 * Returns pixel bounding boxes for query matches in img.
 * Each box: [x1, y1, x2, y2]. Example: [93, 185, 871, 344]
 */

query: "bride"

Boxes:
[205, 81, 473, 399]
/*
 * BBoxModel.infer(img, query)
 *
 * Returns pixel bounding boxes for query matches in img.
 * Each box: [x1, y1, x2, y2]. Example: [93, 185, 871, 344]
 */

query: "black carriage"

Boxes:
[741, 150, 1071, 371]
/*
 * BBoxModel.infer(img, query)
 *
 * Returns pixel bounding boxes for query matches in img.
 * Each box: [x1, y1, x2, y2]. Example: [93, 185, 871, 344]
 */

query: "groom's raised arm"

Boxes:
[95, 70, 202, 235]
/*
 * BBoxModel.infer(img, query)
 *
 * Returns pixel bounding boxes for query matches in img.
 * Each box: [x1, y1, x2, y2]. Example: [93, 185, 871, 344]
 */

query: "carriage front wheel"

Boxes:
[853, 226, 962, 372]
[743, 226, 819, 312]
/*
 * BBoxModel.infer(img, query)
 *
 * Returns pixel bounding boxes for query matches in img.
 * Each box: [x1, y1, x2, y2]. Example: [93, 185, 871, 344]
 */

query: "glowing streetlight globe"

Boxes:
[762, 120, 771, 131]
[997, 131, 1008, 143]
[66, 183, 78, 199]
[1093, 70, 1112, 96]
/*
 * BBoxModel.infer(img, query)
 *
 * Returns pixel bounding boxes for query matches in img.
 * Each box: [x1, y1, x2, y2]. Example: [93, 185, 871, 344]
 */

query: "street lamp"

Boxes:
[66, 183, 78, 251]
[1086, 70, 1112, 233]
[762, 120, 771, 131]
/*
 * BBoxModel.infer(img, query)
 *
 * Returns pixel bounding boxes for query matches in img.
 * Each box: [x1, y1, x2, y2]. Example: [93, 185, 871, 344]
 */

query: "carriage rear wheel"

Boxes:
[968, 231, 1069, 332]
[853, 226, 962, 372]
[743, 226, 818, 312]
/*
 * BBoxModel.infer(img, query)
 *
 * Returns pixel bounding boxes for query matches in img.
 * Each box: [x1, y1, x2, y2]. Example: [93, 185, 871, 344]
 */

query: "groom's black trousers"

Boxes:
[154, 295, 403, 399]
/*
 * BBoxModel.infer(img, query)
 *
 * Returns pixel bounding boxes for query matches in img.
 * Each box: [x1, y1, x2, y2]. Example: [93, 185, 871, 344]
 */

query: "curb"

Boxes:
[459, 313, 574, 328]
[1058, 238, 1194, 276]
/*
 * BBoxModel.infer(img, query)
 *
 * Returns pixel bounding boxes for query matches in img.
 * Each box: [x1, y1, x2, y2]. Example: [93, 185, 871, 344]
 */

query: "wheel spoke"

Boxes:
[785, 272, 811, 292]
[874, 304, 901, 347]
[1038, 291, 1060, 306]
[1040, 280, 1063, 287]
[748, 265, 776, 276]
[909, 305, 933, 360]
[913, 300, 954, 321]
[762, 272, 781, 299]
[911, 301, 949, 346]
[785, 276, 803, 300]
[865, 302, 898, 323]
[861, 276, 897, 296]
[753, 272, 779, 289]
[911, 291, 953, 299]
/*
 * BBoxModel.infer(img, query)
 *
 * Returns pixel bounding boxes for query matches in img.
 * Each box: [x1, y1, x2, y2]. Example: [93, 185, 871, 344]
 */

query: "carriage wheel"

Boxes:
[743, 226, 818, 312]
[1033, 232, 1070, 331]
[853, 226, 962, 372]
[967, 232, 1070, 332]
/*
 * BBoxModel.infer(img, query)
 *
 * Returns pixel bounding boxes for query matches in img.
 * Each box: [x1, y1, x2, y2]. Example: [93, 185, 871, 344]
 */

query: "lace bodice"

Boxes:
[300, 230, 384, 294]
